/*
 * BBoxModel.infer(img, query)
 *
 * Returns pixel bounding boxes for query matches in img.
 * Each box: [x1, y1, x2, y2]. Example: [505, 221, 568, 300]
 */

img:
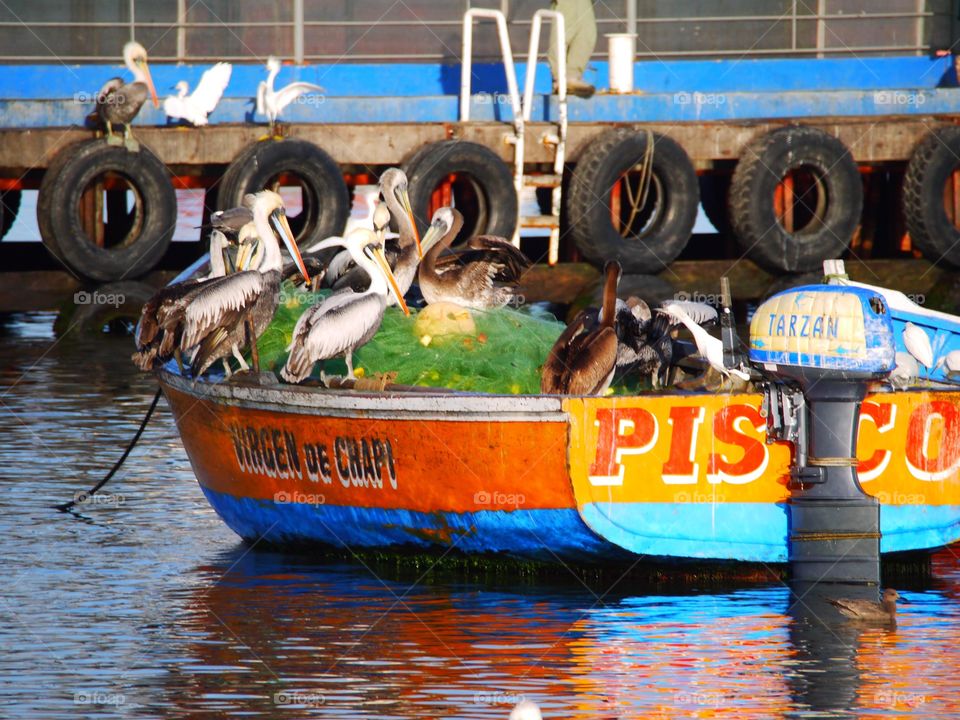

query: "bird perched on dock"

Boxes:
[657, 301, 750, 381]
[94, 41, 159, 152]
[256, 56, 324, 130]
[418, 207, 531, 310]
[541, 261, 621, 395]
[281, 228, 410, 385]
[327, 168, 423, 305]
[903, 321, 934, 370]
[132, 190, 310, 377]
[163, 62, 232, 126]
[828, 588, 901, 623]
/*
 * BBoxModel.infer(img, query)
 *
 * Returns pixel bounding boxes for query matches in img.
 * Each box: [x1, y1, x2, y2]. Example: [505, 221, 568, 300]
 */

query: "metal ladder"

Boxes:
[460, 8, 567, 264]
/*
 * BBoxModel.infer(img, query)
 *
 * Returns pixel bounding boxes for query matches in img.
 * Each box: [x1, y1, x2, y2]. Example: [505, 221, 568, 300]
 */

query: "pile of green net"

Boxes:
[256, 282, 565, 394]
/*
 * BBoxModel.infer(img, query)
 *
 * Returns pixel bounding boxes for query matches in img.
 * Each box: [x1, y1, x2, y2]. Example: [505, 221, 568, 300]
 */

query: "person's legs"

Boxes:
[548, 0, 596, 96]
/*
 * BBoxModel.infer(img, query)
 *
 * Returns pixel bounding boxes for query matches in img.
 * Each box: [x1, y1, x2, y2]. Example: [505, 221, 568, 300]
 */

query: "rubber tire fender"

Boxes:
[903, 125, 960, 267]
[566, 128, 699, 274]
[404, 140, 518, 241]
[43, 141, 176, 282]
[37, 139, 101, 261]
[216, 138, 349, 249]
[729, 125, 862, 273]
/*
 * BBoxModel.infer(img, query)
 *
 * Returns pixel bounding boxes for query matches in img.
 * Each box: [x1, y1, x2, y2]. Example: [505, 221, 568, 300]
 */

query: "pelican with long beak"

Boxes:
[282, 228, 410, 385]
[418, 207, 531, 310]
[133, 190, 310, 378]
[329, 168, 423, 306]
[96, 41, 159, 152]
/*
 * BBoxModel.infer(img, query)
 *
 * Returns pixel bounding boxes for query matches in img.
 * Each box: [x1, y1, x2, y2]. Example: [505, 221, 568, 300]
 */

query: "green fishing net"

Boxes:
[255, 281, 565, 394]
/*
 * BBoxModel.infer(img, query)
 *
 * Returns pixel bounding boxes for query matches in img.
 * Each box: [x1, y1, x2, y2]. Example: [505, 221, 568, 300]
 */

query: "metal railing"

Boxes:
[0, 1, 951, 63]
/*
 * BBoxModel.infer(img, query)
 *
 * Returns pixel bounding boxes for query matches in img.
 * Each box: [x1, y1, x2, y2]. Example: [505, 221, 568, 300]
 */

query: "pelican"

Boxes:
[206, 195, 256, 235]
[418, 207, 531, 310]
[163, 62, 232, 126]
[541, 261, 620, 395]
[903, 322, 934, 369]
[828, 588, 901, 623]
[612, 297, 673, 388]
[96, 41, 159, 152]
[281, 229, 410, 385]
[133, 190, 309, 377]
[657, 302, 750, 381]
[328, 169, 423, 305]
[256, 56, 324, 130]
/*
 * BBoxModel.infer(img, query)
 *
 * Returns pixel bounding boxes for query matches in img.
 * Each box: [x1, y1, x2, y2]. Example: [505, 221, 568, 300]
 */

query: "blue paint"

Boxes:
[200, 486, 623, 564]
[0, 55, 957, 128]
[579, 501, 790, 563]
[880, 505, 960, 554]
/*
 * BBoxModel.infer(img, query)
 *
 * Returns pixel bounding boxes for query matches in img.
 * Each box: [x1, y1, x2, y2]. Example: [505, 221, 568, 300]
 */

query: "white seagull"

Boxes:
[658, 302, 750, 381]
[256, 56, 324, 129]
[163, 62, 232, 126]
[902, 321, 934, 369]
[936, 349, 960, 378]
[888, 351, 920, 390]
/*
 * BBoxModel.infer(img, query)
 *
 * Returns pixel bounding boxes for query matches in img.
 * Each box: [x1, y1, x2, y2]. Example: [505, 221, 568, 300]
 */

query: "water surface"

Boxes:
[1, 312, 959, 718]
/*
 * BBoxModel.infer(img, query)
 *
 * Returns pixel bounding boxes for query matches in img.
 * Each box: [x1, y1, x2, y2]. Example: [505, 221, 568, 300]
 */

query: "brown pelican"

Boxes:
[256, 56, 324, 131]
[96, 42, 159, 152]
[281, 228, 410, 385]
[163, 62, 232, 126]
[418, 207, 531, 310]
[133, 190, 309, 377]
[829, 588, 901, 623]
[329, 169, 423, 305]
[657, 302, 750, 381]
[541, 261, 620, 395]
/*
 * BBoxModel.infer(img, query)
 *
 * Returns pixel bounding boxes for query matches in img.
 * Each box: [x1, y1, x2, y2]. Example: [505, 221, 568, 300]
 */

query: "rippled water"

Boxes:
[2, 312, 960, 719]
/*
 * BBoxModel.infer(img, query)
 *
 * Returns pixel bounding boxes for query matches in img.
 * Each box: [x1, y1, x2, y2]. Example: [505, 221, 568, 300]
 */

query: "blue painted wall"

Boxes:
[0, 55, 956, 128]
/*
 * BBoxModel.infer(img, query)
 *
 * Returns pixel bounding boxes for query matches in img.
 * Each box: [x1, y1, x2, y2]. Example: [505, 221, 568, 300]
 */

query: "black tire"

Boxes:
[38, 139, 99, 258]
[0, 189, 21, 240]
[61, 280, 157, 336]
[404, 140, 518, 243]
[729, 125, 862, 273]
[42, 141, 176, 282]
[567, 128, 699, 273]
[217, 139, 349, 249]
[903, 126, 960, 267]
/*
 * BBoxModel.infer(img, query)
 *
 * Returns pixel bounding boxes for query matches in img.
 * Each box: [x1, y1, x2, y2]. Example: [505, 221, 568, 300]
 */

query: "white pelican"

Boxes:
[328, 168, 423, 306]
[541, 261, 620, 395]
[281, 229, 410, 385]
[163, 62, 232, 126]
[657, 302, 750, 381]
[902, 322, 934, 369]
[96, 41, 159, 152]
[133, 190, 310, 377]
[256, 56, 324, 130]
[418, 207, 531, 310]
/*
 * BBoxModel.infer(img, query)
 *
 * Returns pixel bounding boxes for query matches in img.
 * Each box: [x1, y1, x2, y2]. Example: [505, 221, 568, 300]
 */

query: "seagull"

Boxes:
[936, 349, 960, 378]
[657, 301, 750, 381]
[828, 588, 901, 623]
[163, 62, 232, 126]
[256, 56, 324, 130]
[95, 41, 159, 152]
[903, 321, 934, 369]
[509, 699, 542, 720]
[888, 351, 920, 390]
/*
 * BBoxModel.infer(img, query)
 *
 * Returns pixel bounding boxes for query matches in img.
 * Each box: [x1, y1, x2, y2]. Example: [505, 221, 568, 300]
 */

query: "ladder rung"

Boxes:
[520, 214, 560, 228]
[522, 174, 562, 188]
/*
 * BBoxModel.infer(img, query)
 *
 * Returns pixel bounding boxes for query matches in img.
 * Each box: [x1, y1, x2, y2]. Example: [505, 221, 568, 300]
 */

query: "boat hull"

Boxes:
[159, 372, 960, 564]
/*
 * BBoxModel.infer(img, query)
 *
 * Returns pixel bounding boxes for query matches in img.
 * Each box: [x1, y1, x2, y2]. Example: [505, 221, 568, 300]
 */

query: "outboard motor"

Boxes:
[749, 283, 896, 584]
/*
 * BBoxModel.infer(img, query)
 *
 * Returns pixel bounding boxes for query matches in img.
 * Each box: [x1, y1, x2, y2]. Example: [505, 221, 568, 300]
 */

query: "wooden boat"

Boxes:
[158, 368, 960, 564]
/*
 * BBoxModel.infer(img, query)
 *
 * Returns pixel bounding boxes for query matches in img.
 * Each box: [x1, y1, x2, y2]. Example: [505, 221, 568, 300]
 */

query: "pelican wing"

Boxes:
[541, 311, 590, 393]
[273, 81, 324, 112]
[179, 271, 265, 350]
[292, 291, 384, 359]
[255, 80, 267, 117]
[467, 235, 532, 278]
[660, 300, 718, 326]
[564, 327, 618, 396]
[190, 62, 232, 116]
